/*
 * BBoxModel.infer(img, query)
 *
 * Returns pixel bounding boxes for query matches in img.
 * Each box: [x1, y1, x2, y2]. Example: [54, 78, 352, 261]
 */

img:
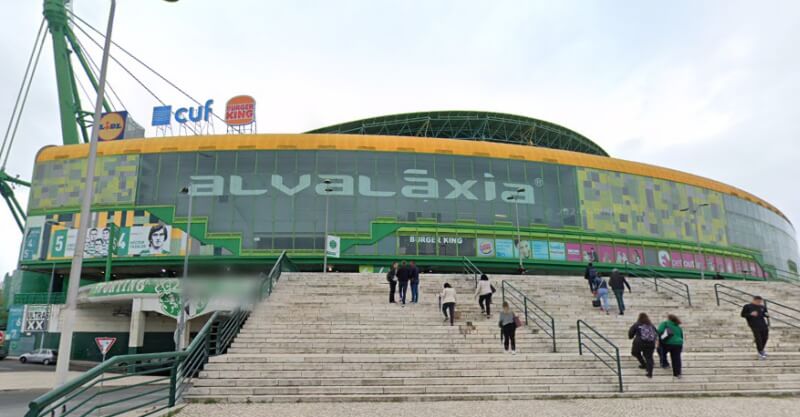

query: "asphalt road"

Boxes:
[0, 358, 56, 372]
[0, 388, 47, 417]
[0, 386, 169, 417]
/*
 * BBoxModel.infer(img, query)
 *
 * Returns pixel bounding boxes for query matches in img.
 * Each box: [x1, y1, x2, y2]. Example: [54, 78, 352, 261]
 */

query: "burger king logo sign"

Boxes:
[225, 95, 256, 126]
[97, 111, 128, 141]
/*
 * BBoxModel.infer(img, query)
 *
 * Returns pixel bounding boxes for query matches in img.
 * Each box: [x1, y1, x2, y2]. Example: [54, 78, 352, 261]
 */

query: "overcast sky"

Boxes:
[1, 0, 799, 277]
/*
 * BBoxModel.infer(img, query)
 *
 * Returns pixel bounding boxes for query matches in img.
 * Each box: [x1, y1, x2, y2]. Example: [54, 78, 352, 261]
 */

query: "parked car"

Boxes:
[19, 349, 58, 365]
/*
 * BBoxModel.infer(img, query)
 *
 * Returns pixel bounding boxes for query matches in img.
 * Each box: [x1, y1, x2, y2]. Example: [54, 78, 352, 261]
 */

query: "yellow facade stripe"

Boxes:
[35, 133, 788, 221]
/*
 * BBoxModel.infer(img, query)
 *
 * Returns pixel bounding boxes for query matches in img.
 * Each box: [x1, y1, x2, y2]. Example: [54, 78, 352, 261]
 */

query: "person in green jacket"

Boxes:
[656, 314, 684, 378]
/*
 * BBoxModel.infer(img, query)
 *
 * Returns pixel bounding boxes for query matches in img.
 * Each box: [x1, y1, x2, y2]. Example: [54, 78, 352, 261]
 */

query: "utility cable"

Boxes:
[73, 34, 126, 112]
[1, 18, 46, 168]
[68, 11, 227, 125]
[2, 23, 47, 171]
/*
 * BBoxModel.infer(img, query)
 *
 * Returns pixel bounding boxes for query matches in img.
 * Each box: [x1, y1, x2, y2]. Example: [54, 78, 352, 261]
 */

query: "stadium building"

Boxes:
[5, 111, 799, 359]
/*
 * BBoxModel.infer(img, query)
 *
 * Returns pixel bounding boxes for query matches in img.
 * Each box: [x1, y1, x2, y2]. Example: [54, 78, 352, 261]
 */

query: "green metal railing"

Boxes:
[501, 281, 557, 352]
[576, 319, 623, 393]
[462, 257, 482, 287]
[625, 262, 692, 306]
[714, 283, 800, 330]
[26, 251, 295, 417]
[14, 292, 66, 305]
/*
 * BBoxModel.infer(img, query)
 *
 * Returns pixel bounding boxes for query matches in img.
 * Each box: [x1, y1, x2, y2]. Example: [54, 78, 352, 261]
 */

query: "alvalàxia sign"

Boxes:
[188, 170, 537, 204]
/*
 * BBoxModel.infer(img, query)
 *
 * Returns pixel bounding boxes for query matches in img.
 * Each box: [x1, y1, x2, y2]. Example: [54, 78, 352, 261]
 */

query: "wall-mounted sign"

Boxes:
[225, 95, 255, 126]
[98, 111, 127, 141]
[152, 99, 214, 126]
[22, 305, 50, 332]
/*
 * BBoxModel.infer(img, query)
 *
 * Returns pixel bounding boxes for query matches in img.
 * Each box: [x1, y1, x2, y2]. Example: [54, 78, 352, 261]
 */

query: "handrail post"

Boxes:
[576, 320, 583, 356]
[501, 281, 506, 305]
[615, 346, 623, 392]
[764, 300, 771, 327]
[168, 359, 178, 407]
[686, 287, 692, 307]
[524, 297, 529, 326]
[714, 284, 721, 306]
[550, 317, 557, 353]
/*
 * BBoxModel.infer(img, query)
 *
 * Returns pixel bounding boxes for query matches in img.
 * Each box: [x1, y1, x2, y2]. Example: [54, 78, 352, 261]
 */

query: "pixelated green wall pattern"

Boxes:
[28, 155, 139, 210]
[577, 168, 728, 245]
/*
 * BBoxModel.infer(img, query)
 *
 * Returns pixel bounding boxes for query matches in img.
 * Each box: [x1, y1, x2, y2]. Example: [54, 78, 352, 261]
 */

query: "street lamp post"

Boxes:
[507, 188, 526, 272]
[175, 185, 193, 350]
[322, 179, 332, 274]
[54, 0, 116, 387]
[680, 202, 710, 280]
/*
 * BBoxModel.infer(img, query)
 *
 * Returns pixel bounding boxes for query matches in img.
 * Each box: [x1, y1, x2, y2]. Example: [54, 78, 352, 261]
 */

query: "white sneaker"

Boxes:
[511, 350, 517, 355]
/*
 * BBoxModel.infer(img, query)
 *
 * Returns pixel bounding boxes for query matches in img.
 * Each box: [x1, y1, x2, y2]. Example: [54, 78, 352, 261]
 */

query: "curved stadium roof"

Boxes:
[307, 111, 609, 157]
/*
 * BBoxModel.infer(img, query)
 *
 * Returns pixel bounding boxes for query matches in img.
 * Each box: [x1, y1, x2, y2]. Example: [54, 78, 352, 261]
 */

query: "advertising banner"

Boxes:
[715, 256, 725, 272]
[643, 247, 659, 266]
[514, 240, 532, 259]
[670, 251, 683, 268]
[6, 306, 24, 341]
[694, 253, 705, 270]
[477, 238, 495, 257]
[97, 111, 127, 141]
[725, 258, 734, 273]
[50, 225, 173, 258]
[496, 239, 514, 258]
[566, 243, 582, 262]
[734, 259, 743, 274]
[549, 242, 566, 261]
[614, 246, 629, 264]
[532, 240, 549, 260]
[326, 235, 341, 258]
[581, 244, 598, 263]
[657, 250, 672, 268]
[22, 305, 50, 332]
[628, 247, 644, 266]
[681, 252, 695, 269]
[598, 245, 614, 263]
[21, 227, 42, 261]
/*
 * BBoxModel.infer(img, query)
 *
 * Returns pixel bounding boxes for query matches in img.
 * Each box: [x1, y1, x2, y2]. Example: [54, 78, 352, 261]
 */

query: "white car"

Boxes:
[19, 349, 58, 365]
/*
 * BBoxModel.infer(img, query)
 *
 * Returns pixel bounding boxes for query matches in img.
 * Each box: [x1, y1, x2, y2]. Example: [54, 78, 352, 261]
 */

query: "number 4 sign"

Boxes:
[95, 337, 117, 357]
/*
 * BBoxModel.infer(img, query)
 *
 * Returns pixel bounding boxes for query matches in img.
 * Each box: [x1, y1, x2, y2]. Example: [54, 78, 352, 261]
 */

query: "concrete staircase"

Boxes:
[187, 273, 800, 403]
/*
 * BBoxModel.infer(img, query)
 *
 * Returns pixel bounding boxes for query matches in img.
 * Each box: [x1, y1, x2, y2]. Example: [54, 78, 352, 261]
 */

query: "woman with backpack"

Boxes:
[440, 283, 457, 326]
[498, 301, 519, 354]
[475, 274, 494, 317]
[628, 313, 658, 378]
[657, 314, 685, 378]
[593, 275, 610, 314]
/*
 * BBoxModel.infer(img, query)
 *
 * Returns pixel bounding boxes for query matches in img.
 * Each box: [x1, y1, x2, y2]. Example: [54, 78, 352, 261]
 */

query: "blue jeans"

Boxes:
[613, 289, 625, 313]
[410, 281, 419, 303]
[597, 288, 609, 311]
[398, 280, 408, 304]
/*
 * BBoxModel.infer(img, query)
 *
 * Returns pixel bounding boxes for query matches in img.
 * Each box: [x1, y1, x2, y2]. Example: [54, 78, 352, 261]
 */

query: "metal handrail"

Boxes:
[501, 280, 557, 352]
[462, 257, 482, 287]
[714, 283, 800, 330]
[625, 262, 692, 306]
[576, 319, 623, 393]
[26, 251, 294, 417]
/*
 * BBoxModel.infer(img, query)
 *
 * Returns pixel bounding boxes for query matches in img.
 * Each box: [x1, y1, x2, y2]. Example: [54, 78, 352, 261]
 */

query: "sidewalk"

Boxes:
[0, 370, 164, 391]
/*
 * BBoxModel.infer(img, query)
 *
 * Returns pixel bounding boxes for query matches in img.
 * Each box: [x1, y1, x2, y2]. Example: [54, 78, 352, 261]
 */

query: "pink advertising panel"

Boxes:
[615, 246, 629, 264]
[598, 245, 614, 263]
[628, 247, 644, 266]
[748, 261, 758, 277]
[694, 253, 705, 270]
[755, 263, 764, 278]
[681, 252, 695, 269]
[725, 258, 734, 273]
[734, 259, 743, 274]
[566, 243, 582, 262]
[671, 251, 683, 268]
[715, 256, 725, 272]
[582, 244, 598, 263]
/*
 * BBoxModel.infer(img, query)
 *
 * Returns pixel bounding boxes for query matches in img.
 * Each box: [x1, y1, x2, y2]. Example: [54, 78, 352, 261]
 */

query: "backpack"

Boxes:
[386, 269, 395, 283]
[638, 324, 657, 343]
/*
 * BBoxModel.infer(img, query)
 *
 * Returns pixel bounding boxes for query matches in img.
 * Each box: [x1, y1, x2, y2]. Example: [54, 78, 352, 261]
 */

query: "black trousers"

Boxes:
[663, 344, 683, 377]
[389, 281, 397, 303]
[398, 280, 409, 304]
[631, 341, 655, 377]
[479, 293, 492, 315]
[751, 326, 769, 353]
[502, 323, 516, 351]
[442, 302, 455, 326]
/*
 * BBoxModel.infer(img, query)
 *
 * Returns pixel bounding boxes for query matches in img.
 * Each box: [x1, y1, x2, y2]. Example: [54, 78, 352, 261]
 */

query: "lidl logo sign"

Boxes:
[98, 111, 128, 141]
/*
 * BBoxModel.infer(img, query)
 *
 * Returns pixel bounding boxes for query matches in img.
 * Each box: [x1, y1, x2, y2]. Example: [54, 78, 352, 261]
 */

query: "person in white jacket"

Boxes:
[475, 274, 494, 317]
[440, 283, 457, 326]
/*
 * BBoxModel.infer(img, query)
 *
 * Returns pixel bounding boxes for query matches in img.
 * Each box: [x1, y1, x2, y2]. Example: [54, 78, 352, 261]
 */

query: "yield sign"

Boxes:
[94, 337, 117, 356]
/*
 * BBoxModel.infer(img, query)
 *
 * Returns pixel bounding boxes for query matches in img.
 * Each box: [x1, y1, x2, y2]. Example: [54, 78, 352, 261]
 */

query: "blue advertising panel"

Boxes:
[496, 239, 514, 258]
[549, 241, 566, 261]
[6, 305, 24, 341]
[532, 240, 549, 260]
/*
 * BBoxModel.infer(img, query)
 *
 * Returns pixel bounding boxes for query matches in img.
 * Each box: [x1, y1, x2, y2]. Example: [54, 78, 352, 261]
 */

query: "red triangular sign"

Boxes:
[95, 337, 117, 355]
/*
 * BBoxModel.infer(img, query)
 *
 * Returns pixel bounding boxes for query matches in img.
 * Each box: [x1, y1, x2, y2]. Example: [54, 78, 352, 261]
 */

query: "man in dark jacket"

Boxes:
[609, 268, 632, 315]
[741, 296, 770, 359]
[409, 261, 420, 304]
[386, 262, 398, 303]
[584, 263, 597, 292]
[396, 261, 410, 306]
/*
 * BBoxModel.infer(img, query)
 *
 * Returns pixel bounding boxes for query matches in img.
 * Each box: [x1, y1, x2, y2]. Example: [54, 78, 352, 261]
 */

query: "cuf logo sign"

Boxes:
[152, 99, 214, 126]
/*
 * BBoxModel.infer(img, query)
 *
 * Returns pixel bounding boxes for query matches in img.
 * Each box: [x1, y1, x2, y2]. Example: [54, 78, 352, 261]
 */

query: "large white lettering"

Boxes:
[230, 175, 267, 196]
[271, 174, 311, 196]
[401, 169, 439, 199]
[316, 175, 354, 196]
